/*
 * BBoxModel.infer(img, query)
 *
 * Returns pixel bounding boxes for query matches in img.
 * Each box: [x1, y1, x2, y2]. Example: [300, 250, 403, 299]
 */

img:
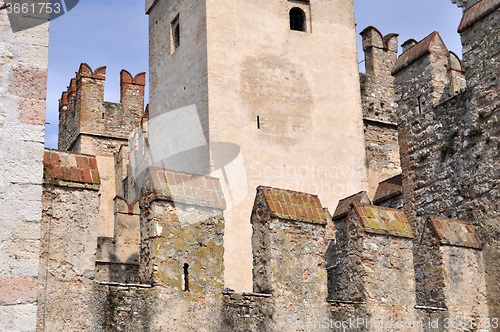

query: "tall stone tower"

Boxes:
[145, 0, 367, 291]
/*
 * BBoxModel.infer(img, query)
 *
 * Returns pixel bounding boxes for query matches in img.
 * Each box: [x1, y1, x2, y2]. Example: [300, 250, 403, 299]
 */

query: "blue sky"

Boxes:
[44, 0, 463, 148]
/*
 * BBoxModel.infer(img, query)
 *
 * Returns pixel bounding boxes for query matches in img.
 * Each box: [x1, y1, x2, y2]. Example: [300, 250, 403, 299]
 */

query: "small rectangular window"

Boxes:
[182, 263, 189, 291]
[170, 14, 180, 54]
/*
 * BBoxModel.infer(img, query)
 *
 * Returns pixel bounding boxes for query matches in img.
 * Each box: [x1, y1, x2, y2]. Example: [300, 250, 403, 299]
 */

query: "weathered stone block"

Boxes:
[7, 67, 47, 100]
[0, 304, 37, 331]
[0, 277, 38, 305]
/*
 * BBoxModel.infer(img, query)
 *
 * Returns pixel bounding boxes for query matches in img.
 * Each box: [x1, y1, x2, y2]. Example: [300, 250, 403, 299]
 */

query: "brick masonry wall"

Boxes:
[95, 197, 140, 284]
[0, 6, 49, 331]
[92, 284, 152, 332]
[393, 34, 458, 235]
[137, 167, 226, 330]
[95, 203, 140, 284]
[359, 74, 397, 123]
[93, 282, 234, 332]
[415, 217, 488, 327]
[415, 223, 447, 309]
[139, 197, 225, 291]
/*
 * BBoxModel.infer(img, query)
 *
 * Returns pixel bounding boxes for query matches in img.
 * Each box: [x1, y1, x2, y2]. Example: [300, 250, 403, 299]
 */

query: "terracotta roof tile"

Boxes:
[333, 191, 371, 220]
[373, 174, 402, 204]
[258, 186, 326, 225]
[352, 203, 414, 239]
[392, 31, 449, 75]
[143, 166, 226, 210]
[43, 149, 100, 185]
[458, 0, 500, 32]
[425, 215, 482, 249]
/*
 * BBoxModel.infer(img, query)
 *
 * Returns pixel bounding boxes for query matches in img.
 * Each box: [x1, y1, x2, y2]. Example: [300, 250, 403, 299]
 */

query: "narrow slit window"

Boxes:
[257, 116, 260, 129]
[289, 7, 306, 32]
[171, 14, 180, 53]
[183, 263, 189, 291]
[174, 23, 180, 48]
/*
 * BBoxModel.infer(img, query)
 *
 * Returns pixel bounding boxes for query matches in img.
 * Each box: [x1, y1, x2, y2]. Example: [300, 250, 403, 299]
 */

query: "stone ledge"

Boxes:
[43, 148, 100, 187]
[458, 0, 500, 32]
[142, 166, 226, 210]
[256, 186, 327, 225]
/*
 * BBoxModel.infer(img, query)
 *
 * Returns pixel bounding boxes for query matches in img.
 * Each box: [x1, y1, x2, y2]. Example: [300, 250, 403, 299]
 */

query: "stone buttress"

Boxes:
[39, 149, 101, 331]
[223, 186, 329, 331]
[328, 203, 416, 331]
[137, 166, 226, 331]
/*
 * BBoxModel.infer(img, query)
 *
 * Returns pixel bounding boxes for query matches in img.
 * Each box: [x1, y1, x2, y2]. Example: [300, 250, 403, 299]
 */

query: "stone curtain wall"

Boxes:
[95, 197, 141, 284]
[395, 0, 500, 324]
[0, 5, 49, 331]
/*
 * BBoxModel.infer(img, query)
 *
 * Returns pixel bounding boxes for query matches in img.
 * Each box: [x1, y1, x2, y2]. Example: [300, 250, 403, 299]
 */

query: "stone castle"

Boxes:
[1, 0, 500, 330]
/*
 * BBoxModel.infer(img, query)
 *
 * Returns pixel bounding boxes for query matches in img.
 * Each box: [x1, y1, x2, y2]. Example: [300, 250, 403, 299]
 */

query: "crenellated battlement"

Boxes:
[120, 70, 146, 113]
[360, 26, 398, 78]
[58, 63, 145, 157]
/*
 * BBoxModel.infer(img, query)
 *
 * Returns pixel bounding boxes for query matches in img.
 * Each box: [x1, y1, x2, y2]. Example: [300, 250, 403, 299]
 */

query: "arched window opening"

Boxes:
[289, 7, 306, 32]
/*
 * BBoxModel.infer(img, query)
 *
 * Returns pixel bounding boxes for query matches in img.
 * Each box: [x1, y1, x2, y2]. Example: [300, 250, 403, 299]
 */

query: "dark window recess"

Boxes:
[289, 7, 306, 32]
[171, 14, 180, 53]
[257, 116, 260, 129]
[183, 263, 189, 291]
[173, 23, 180, 49]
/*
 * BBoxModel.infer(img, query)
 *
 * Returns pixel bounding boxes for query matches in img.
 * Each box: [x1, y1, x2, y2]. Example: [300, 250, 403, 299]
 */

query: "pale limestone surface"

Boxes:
[441, 246, 488, 319]
[147, 0, 368, 291]
[0, 5, 49, 331]
[96, 156, 117, 238]
[38, 185, 100, 331]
